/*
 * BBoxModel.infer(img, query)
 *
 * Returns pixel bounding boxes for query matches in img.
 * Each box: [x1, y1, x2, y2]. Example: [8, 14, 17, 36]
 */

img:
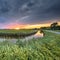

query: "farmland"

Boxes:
[0, 29, 37, 38]
[0, 30, 60, 60]
[0, 29, 37, 33]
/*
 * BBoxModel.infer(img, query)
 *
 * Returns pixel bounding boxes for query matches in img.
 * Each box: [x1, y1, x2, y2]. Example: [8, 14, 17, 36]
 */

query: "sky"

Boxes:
[0, 0, 60, 29]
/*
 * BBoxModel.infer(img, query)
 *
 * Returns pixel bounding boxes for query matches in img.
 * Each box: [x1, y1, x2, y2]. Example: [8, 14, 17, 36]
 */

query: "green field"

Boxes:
[54, 30, 60, 32]
[0, 29, 37, 38]
[0, 30, 60, 60]
[0, 29, 36, 33]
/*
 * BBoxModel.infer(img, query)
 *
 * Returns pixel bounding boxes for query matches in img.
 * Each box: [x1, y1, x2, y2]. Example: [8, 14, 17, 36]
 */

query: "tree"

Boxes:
[50, 22, 58, 30]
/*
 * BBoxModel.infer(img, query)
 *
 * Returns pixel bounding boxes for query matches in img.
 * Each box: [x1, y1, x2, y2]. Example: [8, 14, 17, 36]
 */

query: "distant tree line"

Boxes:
[40, 22, 60, 30]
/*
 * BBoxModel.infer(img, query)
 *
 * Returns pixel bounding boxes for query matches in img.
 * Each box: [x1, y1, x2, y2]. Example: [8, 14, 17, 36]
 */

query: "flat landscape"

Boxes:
[0, 29, 37, 39]
[0, 0, 60, 60]
[0, 29, 36, 33]
[0, 29, 60, 60]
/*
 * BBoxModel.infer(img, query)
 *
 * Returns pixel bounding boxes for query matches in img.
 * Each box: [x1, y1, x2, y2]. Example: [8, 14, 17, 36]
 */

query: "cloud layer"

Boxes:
[0, 0, 60, 25]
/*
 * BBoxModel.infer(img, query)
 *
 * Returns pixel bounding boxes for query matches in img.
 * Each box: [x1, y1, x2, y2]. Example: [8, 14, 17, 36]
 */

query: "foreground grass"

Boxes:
[0, 31, 60, 60]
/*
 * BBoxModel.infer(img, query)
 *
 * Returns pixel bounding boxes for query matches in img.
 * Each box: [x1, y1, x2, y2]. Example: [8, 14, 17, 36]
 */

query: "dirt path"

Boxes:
[45, 30, 60, 34]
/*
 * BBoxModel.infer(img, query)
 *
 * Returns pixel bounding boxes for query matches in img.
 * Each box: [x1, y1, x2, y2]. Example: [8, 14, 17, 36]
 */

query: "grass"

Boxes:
[54, 30, 60, 32]
[0, 30, 60, 60]
[0, 29, 36, 33]
[0, 29, 37, 38]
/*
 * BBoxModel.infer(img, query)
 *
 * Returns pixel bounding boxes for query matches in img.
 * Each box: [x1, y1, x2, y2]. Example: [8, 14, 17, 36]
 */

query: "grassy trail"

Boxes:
[45, 30, 60, 34]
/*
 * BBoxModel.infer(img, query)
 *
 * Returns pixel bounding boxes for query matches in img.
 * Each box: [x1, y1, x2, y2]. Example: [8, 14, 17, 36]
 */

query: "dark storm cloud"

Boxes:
[0, 0, 60, 24]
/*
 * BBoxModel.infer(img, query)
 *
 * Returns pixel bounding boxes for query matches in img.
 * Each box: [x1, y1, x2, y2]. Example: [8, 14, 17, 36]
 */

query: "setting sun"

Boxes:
[15, 28, 20, 30]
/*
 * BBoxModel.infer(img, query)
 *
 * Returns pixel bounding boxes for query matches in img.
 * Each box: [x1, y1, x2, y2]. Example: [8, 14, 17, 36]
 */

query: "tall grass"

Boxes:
[0, 29, 37, 38]
[0, 31, 60, 60]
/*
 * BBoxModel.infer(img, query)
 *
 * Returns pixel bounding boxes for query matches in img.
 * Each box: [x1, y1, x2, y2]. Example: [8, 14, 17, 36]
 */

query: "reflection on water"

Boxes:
[0, 30, 43, 43]
[23, 30, 43, 41]
[34, 31, 43, 38]
[0, 38, 6, 42]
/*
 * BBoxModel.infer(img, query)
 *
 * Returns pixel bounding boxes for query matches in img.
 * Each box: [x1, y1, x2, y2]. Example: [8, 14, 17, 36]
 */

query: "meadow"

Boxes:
[0, 29, 37, 38]
[0, 29, 37, 33]
[0, 30, 60, 60]
[54, 30, 60, 32]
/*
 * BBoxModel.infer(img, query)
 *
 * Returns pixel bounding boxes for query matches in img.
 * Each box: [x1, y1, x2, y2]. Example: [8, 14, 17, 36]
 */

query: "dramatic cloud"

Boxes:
[0, 0, 60, 26]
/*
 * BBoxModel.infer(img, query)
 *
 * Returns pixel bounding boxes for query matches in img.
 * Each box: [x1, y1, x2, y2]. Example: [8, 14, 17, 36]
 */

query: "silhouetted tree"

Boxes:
[50, 22, 58, 30]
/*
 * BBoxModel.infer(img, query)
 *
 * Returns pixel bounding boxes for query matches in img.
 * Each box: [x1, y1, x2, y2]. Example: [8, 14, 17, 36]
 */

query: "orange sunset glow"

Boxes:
[5, 22, 60, 29]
